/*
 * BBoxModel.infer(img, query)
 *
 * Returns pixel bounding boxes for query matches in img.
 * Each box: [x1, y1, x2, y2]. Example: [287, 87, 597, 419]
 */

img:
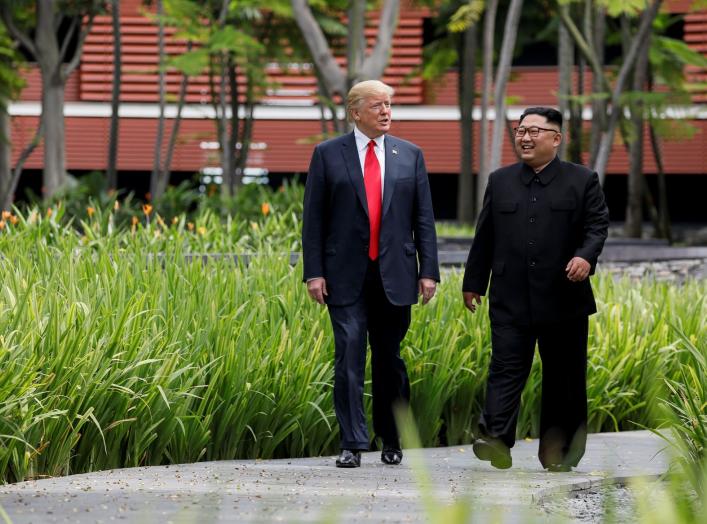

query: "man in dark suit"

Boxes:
[463, 107, 609, 471]
[302, 80, 440, 468]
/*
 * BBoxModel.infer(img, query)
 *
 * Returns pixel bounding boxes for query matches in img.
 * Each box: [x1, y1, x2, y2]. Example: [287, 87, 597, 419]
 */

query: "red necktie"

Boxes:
[364, 140, 382, 260]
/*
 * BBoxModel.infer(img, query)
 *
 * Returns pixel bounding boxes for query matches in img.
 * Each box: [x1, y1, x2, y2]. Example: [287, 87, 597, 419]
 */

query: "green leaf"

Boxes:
[655, 36, 707, 68]
[169, 48, 209, 76]
[447, 0, 484, 34]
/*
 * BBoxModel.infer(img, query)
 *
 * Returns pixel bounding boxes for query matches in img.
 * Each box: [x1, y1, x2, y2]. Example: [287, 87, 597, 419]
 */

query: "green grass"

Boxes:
[0, 204, 704, 486]
[435, 221, 475, 237]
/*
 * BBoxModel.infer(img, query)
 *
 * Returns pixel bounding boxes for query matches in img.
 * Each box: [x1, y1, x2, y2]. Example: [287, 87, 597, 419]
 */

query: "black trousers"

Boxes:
[479, 316, 589, 467]
[327, 260, 411, 450]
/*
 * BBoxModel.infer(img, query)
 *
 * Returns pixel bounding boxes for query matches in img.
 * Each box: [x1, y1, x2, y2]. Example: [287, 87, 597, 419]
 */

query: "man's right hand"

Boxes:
[307, 277, 328, 305]
[463, 291, 482, 313]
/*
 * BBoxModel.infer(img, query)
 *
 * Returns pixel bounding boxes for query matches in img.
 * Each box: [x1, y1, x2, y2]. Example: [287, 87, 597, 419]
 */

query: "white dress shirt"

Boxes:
[354, 126, 386, 196]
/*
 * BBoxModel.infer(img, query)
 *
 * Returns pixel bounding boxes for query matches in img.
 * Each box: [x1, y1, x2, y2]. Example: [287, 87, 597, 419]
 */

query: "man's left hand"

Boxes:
[565, 257, 591, 282]
[418, 278, 437, 305]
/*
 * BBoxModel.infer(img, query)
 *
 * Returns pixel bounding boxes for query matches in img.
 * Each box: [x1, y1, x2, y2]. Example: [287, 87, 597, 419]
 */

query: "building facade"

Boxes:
[8, 0, 707, 220]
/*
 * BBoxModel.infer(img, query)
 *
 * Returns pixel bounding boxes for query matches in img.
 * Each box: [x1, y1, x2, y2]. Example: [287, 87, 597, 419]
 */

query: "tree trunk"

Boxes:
[488, 0, 524, 174]
[107, 0, 121, 191]
[36, 0, 65, 198]
[218, 53, 232, 198]
[162, 66, 190, 192]
[1, 0, 97, 200]
[228, 57, 240, 195]
[457, 23, 477, 225]
[0, 105, 12, 210]
[589, 7, 606, 167]
[624, 19, 650, 238]
[7, 118, 44, 211]
[41, 76, 66, 197]
[591, 0, 662, 184]
[569, 53, 584, 164]
[558, 20, 573, 160]
[646, 63, 671, 242]
[347, 0, 366, 89]
[649, 122, 671, 242]
[476, 0, 498, 216]
[150, 0, 166, 200]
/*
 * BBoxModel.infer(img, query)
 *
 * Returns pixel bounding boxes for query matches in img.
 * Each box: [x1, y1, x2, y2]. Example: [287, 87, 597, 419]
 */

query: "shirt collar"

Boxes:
[354, 126, 385, 152]
[520, 156, 560, 185]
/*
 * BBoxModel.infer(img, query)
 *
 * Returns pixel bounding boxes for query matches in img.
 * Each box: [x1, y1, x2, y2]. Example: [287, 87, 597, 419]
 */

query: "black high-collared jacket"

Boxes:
[463, 157, 610, 326]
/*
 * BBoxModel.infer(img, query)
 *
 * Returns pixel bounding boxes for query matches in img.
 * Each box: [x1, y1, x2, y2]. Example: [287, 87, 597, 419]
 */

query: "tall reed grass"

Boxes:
[0, 205, 704, 484]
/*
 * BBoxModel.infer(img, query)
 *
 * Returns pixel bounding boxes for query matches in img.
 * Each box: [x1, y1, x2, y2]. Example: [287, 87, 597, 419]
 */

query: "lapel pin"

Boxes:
[392, 148, 398, 155]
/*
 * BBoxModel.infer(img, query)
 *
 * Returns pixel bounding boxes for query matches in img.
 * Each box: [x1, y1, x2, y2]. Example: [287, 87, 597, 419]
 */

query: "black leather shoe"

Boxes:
[472, 437, 512, 469]
[546, 463, 572, 472]
[336, 449, 361, 468]
[381, 446, 403, 465]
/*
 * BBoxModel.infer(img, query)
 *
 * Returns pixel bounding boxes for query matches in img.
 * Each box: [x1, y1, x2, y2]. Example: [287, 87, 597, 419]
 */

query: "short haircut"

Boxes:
[346, 80, 394, 123]
[519, 107, 563, 129]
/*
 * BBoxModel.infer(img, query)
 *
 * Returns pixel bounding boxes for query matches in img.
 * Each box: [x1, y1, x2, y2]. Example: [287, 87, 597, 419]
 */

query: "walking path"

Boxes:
[0, 430, 669, 523]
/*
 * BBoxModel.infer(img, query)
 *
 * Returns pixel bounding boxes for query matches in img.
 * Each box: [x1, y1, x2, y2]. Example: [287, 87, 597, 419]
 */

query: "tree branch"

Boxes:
[610, 0, 662, 113]
[59, 16, 79, 65]
[291, 0, 346, 96]
[361, 0, 400, 79]
[12, 118, 44, 192]
[64, 6, 100, 79]
[0, 7, 38, 59]
[558, 4, 610, 93]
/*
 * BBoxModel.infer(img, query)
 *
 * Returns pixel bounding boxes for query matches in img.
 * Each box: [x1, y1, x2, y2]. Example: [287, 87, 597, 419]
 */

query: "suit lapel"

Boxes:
[341, 132, 369, 216]
[382, 136, 398, 218]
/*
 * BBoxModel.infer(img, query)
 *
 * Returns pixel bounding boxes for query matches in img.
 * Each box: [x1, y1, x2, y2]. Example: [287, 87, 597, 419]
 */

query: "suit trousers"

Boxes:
[327, 260, 411, 450]
[479, 316, 589, 467]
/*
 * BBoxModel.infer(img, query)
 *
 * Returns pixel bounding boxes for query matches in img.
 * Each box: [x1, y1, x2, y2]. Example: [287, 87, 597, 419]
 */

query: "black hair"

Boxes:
[519, 107, 563, 129]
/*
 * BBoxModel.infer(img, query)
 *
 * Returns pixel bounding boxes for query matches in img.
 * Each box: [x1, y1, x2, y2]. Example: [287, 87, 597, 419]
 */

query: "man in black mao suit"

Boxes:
[302, 80, 440, 468]
[463, 107, 609, 471]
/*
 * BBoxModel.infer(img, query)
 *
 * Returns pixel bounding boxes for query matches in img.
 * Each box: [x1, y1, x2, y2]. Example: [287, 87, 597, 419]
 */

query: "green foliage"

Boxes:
[559, 0, 650, 17]
[447, 0, 485, 34]
[27, 173, 304, 242]
[0, 203, 704, 484]
[657, 323, 707, 492]
[0, 22, 25, 113]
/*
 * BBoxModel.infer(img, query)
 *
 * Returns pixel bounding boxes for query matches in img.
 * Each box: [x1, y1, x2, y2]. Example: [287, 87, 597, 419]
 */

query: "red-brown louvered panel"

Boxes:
[685, 11, 707, 103]
[122, 0, 145, 16]
[18, 67, 81, 102]
[426, 68, 599, 107]
[428, 64, 699, 107]
[11, 116, 707, 176]
[79, 9, 424, 105]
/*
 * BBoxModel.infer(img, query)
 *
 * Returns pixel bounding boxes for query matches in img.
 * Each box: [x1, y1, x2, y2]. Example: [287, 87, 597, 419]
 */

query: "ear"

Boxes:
[554, 132, 563, 147]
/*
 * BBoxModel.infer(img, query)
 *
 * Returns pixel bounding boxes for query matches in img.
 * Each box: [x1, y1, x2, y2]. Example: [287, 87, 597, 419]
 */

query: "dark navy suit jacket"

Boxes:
[302, 132, 440, 306]
[463, 157, 609, 325]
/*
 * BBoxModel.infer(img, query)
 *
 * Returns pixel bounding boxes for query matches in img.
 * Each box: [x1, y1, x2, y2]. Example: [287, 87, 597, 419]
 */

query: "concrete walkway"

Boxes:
[0, 431, 669, 523]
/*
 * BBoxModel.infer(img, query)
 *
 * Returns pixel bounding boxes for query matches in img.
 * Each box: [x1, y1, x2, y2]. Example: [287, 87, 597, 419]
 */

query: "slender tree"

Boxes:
[106, 0, 121, 191]
[625, 29, 651, 237]
[150, 0, 168, 200]
[0, 0, 104, 198]
[558, 0, 663, 184]
[557, 15, 573, 160]
[476, 0, 498, 215]
[291, 0, 400, 131]
[488, 0, 524, 174]
[0, 23, 26, 210]
[457, 22, 478, 225]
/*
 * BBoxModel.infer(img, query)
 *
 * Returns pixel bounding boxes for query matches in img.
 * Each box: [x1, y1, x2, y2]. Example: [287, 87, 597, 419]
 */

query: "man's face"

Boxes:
[353, 92, 392, 138]
[514, 114, 562, 169]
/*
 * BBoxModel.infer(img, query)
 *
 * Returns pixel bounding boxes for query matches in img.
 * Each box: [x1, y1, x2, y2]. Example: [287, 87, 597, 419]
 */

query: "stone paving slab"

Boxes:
[0, 431, 669, 523]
